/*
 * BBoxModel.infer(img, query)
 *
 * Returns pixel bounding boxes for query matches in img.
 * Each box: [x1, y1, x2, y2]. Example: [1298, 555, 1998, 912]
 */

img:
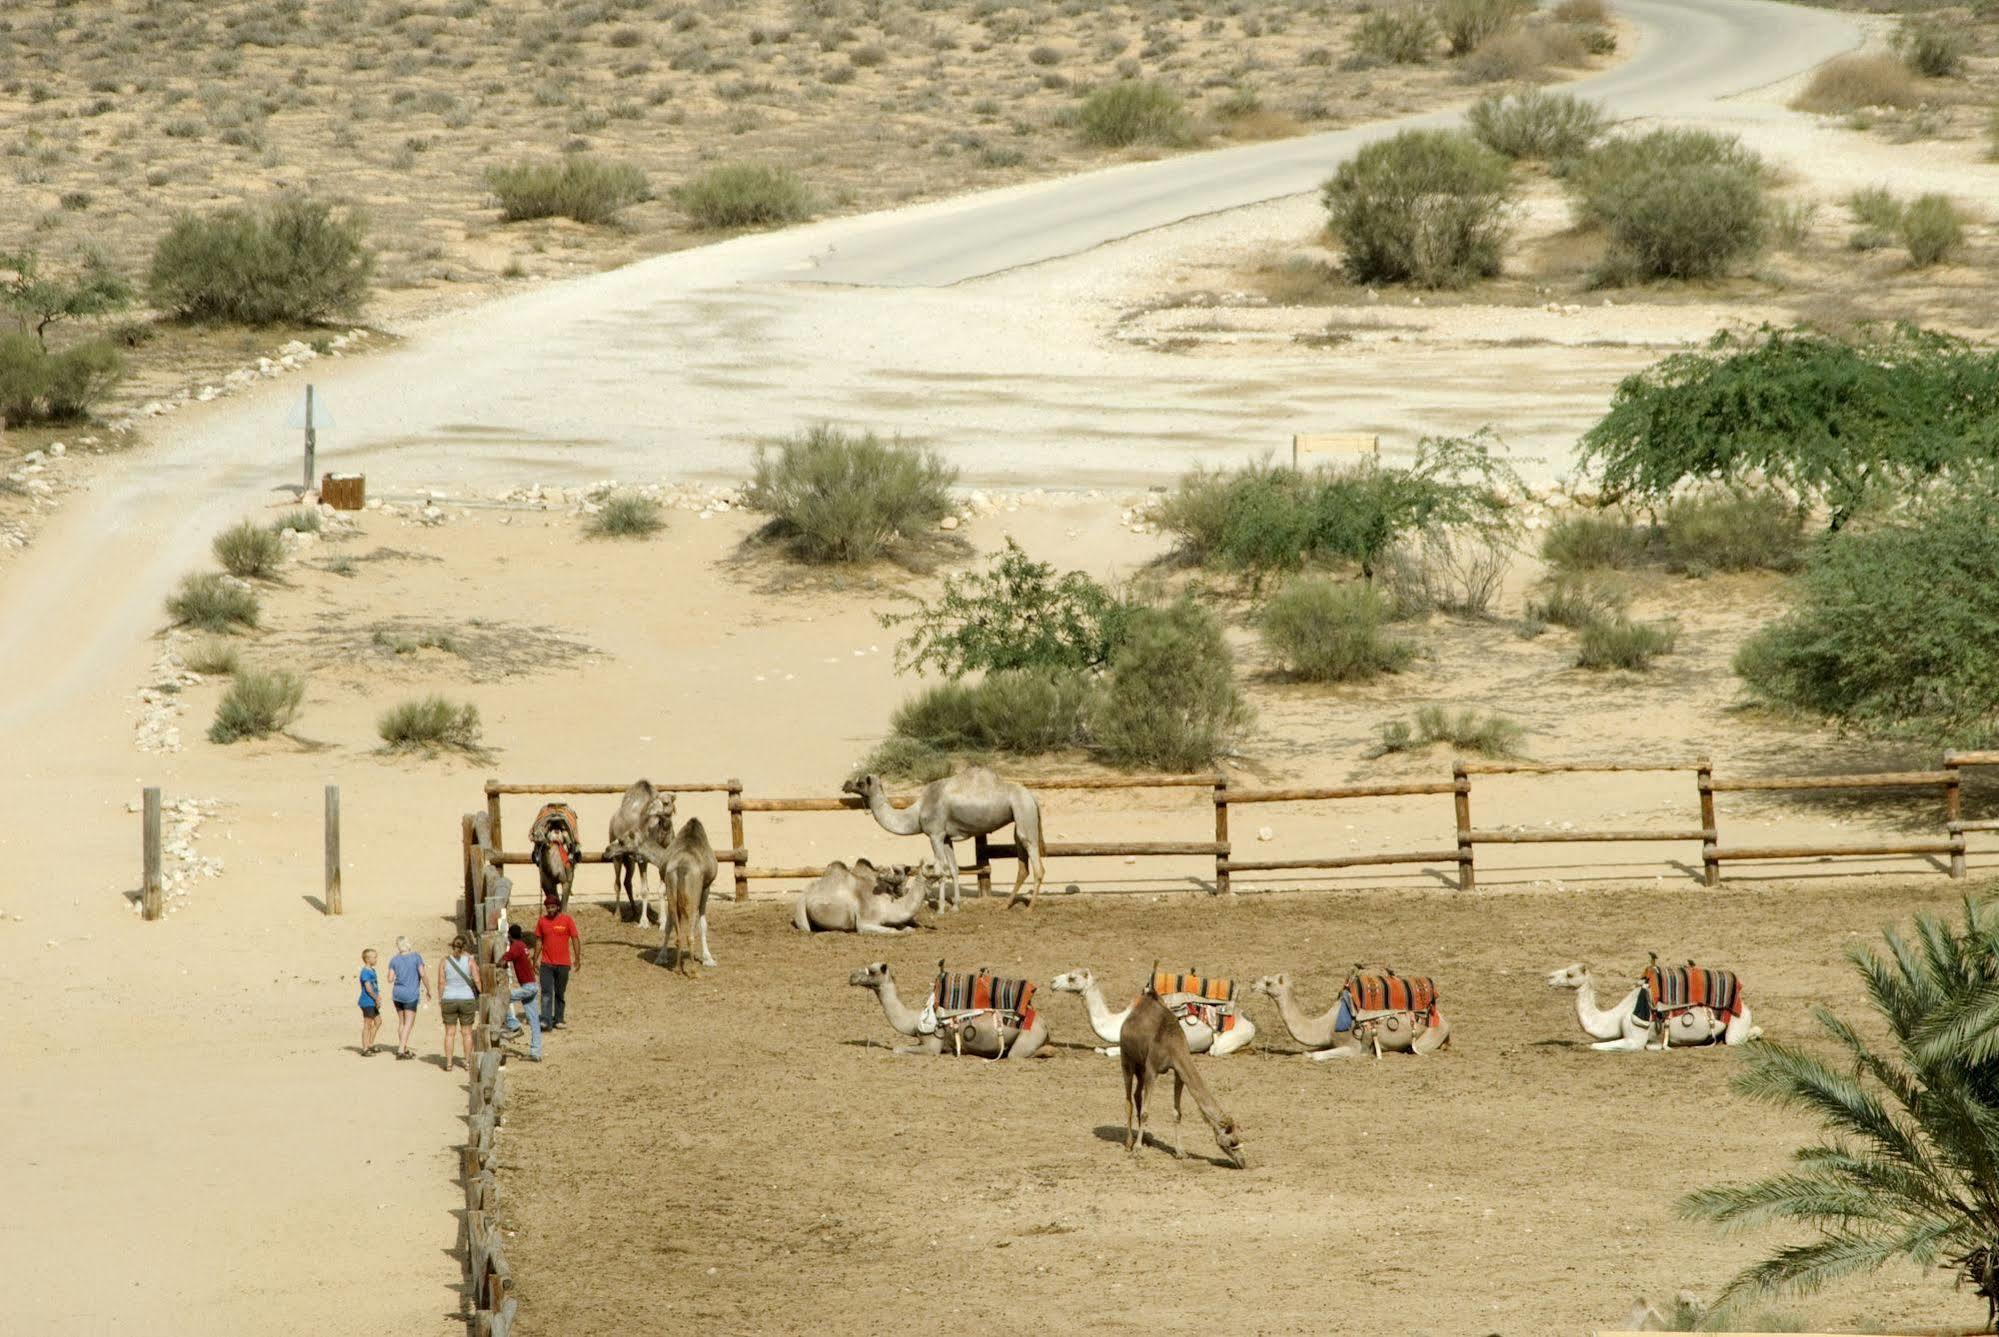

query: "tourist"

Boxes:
[387, 935, 429, 1060]
[357, 948, 382, 1056]
[499, 923, 542, 1062]
[534, 893, 581, 1031]
[437, 933, 481, 1072]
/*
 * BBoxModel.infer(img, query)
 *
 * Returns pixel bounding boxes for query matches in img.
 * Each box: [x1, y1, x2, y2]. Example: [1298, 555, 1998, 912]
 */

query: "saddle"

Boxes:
[1150, 968, 1243, 1035]
[1337, 968, 1441, 1031]
[529, 803, 581, 871]
[924, 965, 1039, 1049]
[1636, 961, 1742, 1025]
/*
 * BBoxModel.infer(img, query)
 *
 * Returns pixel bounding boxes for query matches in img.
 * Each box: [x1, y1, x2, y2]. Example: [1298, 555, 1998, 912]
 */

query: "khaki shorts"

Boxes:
[440, 997, 476, 1024]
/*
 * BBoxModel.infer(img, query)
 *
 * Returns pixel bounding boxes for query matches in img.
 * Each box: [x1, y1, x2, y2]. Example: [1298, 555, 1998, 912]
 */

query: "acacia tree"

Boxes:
[0, 249, 133, 349]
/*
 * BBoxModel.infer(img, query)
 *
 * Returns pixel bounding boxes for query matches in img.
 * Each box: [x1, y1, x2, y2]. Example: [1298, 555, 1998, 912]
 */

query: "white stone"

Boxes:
[1256, 825, 1274, 842]
[938, 515, 959, 531]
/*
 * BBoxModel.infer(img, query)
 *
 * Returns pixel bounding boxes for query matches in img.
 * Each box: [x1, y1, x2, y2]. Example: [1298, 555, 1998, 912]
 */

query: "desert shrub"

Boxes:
[0, 248, 134, 349]
[1567, 129, 1766, 280]
[0, 333, 125, 424]
[377, 696, 484, 752]
[1258, 578, 1417, 682]
[208, 668, 304, 742]
[166, 573, 260, 632]
[1576, 616, 1676, 670]
[1551, 0, 1607, 21]
[671, 162, 814, 228]
[1658, 489, 1804, 574]
[181, 637, 241, 676]
[1322, 129, 1514, 288]
[1435, 0, 1530, 55]
[1895, 17, 1965, 78]
[1460, 29, 1547, 82]
[1539, 510, 1648, 570]
[1580, 324, 1999, 528]
[148, 195, 373, 325]
[1899, 193, 1963, 267]
[587, 490, 665, 538]
[1847, 184, 1904, 251]
[213, 521, 285, 578]
[881, 538, 1132, 675]
[1466, 89, 1607, 161]
[1526, 571, 1629, 628]
[1352, 7, 1435, 64]
[1733, 493, 1999, 743]
[271, 509, 321, 534]
[747, 424, 957, 563]
[486, 156, 651, 223]
[1414, 525, 1510, 615]
[886, 670, 1092, 756]
[1414, 703, 1524, 755]
[1089, 598, 1250, 769]
[1791, 54, 1920, 114]
[1077, 80, 1190, 148]
[1768, 200, 1816, 252]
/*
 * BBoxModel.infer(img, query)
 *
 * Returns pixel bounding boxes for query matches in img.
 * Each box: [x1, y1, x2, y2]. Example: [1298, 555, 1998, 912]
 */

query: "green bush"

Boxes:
[1734, 494, 1999, 743]
[1792, 53, 1921, 114]
[1539, 510, 1649, 571]
[148, 195, 374, 325]
[1412, 703, 1524, 756]
[1899, 194, 1963, 268]
[0, 333, 126, 424]
[880, 538, 1132, 675]
[1435, 0, 1530, 55]
[587, 491, 665, 538]
[1089, 598, 1250, 770]
[671, 163, 814, 228]
[747, 424, 957, 563]
[1414, 525, 1511, 615]
[166, 572, 259, 632]
[1526, 571, 1629, 628]
[378, 695, 484, 753]
[208, 668, 304, 743]
[1659, 489, 1804, 574]
[213, 521, 285, 578]
[1567, 129, 1767, 280]
[1077, 80, 1191, 148]
[1847, 184, 1904, 243]
[272, 509, 322, 534]
[181, 637, 241, 676]
[486, 156, 651, 223]
[884, 670, 1092, 757]
[1322, 129, 1514, 288]
[1576, 616, 1676, 670]
[1895, 17, 1966, 77]
[1258, 578, 1416, 682]
[1466, 90, 1607, 161]
[1352, 7, 1435, 64]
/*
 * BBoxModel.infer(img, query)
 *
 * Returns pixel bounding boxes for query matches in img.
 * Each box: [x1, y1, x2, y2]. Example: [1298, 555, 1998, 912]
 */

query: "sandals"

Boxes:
[396, 1049, 414, 1061]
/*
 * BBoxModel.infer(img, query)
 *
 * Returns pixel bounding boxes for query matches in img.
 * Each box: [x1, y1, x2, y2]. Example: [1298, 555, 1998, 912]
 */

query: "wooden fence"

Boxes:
[461, 811, 518, 1337]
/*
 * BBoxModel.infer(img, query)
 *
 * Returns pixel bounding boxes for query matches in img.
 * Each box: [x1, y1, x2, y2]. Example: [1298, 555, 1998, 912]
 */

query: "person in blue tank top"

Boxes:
[357, 948, 382, 1056]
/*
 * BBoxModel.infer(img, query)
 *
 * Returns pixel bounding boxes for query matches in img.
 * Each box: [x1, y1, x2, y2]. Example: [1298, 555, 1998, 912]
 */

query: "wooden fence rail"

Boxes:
[1703, 766, 1963, 885]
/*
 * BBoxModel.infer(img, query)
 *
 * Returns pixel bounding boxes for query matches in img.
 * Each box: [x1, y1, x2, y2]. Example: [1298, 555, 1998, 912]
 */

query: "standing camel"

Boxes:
[611, 819, 719, 973]
[1119, 988, 1245, 1168]
[841, 767, 1046, 911]
[528, 803, 581, 912]
[608, 780, 674, 923]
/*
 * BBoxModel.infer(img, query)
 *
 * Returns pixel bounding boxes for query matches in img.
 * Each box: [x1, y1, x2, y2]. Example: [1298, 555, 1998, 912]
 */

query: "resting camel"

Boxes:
[1052, 968, 1256, 1057]
[610, 819, 719, 973]
[841, 767, 1046, 911]
[847, 962, 1050, 1059]
[792, 860, 935, 934]
[529, 804, 581, 911]
[1253, 972, 1450, 1059]
[608, 780, 674, 922]
[1547, 961, 1762, 1051]
[1120, 989, 1245, 1168]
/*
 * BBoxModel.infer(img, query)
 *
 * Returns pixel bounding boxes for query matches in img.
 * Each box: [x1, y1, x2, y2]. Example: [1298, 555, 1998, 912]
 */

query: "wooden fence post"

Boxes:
[1213, 773, 1230, 896]
[462, 813, 479, 929]
[324, 783, 343, 915]
[485, 780, 503, 862]
[1697, 758, 1719, 888]
[728, 779, 748, 902]
[142, 786, 163, 920]
[1452, 762, 1475, 893]
[1946, 756, 1966, 880]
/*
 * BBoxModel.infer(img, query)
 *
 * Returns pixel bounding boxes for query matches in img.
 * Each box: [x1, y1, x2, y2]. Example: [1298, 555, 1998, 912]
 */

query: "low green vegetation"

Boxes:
[166, 573, 259, 633]
[208, 668, 304, 743]
[148, 195, 374, 325]
[1077, 81, 1191, 148]
[1257, 578, 1416, 682]
[1376, 704, 1525, 757]
[1899, 194, 1964, 268]
[213, 521, 285, 579]
[747, 424, 957, 564]
[1539, 511, 1648, 572]
[181, 637, 241, 676]
[1576, 616, 1676, 670]
[486, 156, 651, 224]
[0, 248, 133, 349]
[1895, 16, 1966, 78]
[1321, 129, 1514, 288]
[1351, 7, 1436, 65]
[271, 509, 322, 535]
[1792, 53, 1921, 114]
[0, 332, 124, 423]
[378, 695, 484, 754]
[1659, 490, 1805, 575]
[1466, 89, 1607, 161]
[1526, 571, 1630, 628]
[880, 538, 1133, 676]
[1565, 128, 1767, 281]
[1435, 0, 1529, 55]
[672, 163, 814, 228]
[586, 491, 666, 538]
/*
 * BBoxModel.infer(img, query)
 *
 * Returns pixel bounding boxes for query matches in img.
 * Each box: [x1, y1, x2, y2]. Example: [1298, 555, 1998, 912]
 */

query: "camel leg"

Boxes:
[1210, 1021, 1255, 1057]
[655, 891, 674, 967]
[1171, 1070, 1186, 1158]
[855, 921, 905, 935]
[928, 832, 959, 911]
[1136, 1065, 1157, 1151]
[1008, 1023, 1049, 1060]
[1305, 1038, 1368, 1061]
[676, 885, 694, 977]
[1123, 1065, 1138, 1150]
[892, 1036, 945, 1057]
[1725, 1006, 1762, 1045]
[1412, 1015, 1451, 1056]
[1591, 1030, 1650, 1052]
[697, 909, 716, 968]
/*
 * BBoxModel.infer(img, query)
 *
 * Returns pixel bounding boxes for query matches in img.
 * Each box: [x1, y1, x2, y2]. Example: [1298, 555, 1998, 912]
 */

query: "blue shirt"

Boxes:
[358, 966, 380, 1009]
[388, 952, 425, 1004]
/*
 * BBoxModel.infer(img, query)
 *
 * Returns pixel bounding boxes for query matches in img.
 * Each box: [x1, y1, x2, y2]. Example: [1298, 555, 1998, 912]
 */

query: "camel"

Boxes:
[841, 767, 1046, 911]
[608, 780, 674, 923]
[1252, 972, 1451, 1059]
[1052, 968, 1257, 1058]
[847, 962, 1050, 1059]
[1547, 961, 1762, 1051]
[611, 819, 719, 973]
[528, 803, 581, 911]
[791, 860, 936, 934]
[1119, 989, 1246, 1168]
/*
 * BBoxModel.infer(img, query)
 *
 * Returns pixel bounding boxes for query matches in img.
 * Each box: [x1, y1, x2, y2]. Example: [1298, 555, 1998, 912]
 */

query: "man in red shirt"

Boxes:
[498, 923, 542, 1062]
[534, 893, 582, 1031]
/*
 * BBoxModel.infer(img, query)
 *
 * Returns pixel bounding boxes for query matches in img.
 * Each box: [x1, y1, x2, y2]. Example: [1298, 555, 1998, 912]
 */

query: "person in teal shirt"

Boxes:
[358, 948, 382, 1056]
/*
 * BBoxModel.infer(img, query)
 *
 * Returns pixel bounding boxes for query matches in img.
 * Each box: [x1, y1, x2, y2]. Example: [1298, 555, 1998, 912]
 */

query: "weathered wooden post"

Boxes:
[1697, 758, 1720, 888]
[1945, 755, 1966, 880]
[728, 779, 749, 902]
[324, 783, 343, 914]
[485, 779, 503, 861]
[301, 383, 317, 495]
[1213, 773, 1231, 896]
[142, 786, 163, 920]
[1452, 762, 1475, 893]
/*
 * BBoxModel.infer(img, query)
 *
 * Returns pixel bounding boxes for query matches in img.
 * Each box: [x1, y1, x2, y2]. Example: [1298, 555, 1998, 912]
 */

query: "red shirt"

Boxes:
[502, 940, 535, 986]
[535, 914, 579, 967]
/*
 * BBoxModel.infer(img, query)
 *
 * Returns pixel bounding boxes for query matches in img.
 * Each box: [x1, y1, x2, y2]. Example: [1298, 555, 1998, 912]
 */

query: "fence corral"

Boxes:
[460, 815, 518, 1336]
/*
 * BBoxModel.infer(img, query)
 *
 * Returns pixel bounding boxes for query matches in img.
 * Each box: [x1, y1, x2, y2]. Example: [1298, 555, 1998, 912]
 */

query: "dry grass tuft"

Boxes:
[1791, 54, 1922, 114]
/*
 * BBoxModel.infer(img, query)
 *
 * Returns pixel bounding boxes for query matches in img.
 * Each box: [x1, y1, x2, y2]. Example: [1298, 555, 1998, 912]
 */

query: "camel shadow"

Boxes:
[1089, 1123, 1237, 1168]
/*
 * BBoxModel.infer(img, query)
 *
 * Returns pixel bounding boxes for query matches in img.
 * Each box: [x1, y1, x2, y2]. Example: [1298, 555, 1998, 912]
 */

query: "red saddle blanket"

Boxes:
[1642, 965, 1741, 1021]
[1151, 969, 1242, 1033]
[530, 804, 580, 872]
[1343, 972, 1440, 1018]
[932, 968, 1038, 1030]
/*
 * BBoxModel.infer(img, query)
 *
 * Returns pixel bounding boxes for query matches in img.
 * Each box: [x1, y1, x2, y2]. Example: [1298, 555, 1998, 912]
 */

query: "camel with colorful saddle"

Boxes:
[1253, 967, 1451, 1059]
[848, 961, 1050, 1059]
[528, 802, 582, 911]
[1547, 956, 1762, 1051]
[1053, 967, 1257, 1058]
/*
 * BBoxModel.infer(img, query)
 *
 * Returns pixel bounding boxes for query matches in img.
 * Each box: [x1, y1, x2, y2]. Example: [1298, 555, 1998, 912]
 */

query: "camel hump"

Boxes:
[679, 816, 709, 843]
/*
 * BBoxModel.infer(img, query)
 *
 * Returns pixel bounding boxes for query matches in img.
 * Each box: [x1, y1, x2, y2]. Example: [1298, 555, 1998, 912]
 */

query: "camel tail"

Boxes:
[791, 895, 811, 933]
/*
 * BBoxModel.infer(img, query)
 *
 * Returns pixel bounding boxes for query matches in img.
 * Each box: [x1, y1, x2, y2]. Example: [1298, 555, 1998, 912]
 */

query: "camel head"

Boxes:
[646, 792, 676, 837]
[1546, 962, 1591, 990]
[848, 961, 892, 991]
[1214, 1117, 1247, 1169]
[870, 864, 910, 894]
[1251, 973, 1291, 1000]
[841, 773, 881, 801]
[1050, 968, 1096, 994]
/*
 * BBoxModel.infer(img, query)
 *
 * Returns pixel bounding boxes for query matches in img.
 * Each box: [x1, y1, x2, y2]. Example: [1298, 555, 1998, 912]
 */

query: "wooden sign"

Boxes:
[1292, 432, 1380, 467]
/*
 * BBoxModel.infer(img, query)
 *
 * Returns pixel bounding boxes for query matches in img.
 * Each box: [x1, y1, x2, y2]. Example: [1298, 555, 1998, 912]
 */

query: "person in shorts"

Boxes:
[436, 933, 482, 1072]
[358, 948, 383, 1056]
[387, 935, 429, 1060]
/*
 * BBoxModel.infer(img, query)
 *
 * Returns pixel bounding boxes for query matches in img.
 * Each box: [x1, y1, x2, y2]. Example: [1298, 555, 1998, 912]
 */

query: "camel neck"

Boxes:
[874, 979, 922, 1035]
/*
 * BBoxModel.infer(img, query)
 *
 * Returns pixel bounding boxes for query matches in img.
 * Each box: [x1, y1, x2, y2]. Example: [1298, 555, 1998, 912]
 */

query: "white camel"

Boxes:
[1547, 962, 1762, 1052]
[842, 767, 1046, 911]
[791, 860, 936, 934]
[1253, 972, 1451, 1060]
[1052, 968, 1256, 1058]
[848, 962, 1050, 1059]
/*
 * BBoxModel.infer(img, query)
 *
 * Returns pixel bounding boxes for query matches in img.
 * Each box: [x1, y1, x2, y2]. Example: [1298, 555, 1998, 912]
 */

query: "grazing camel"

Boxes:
[841, 767, 1046, 911]
[1547, 960, 1762, 1052]
[1052, 967, 1256, 1057]
[608, 780, 674, 922]
[847, 962, 1050, 1059]
[1253, 971, 1451, 1059]
[1120, 989, 1245, 1168]
[528, 803, 582, 911]
[611, 820, 719, 973]
[792, 860, 936, 934]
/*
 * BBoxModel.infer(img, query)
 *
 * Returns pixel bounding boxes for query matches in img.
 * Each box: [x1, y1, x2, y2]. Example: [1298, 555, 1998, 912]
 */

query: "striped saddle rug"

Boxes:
[529, 803, 581, 870]
[1336, 971, 1441, 1031]
[931, 967, 1039, 1031]
[1151, 969, 1243, 1033]
[1637, 964, 1742, 1023]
